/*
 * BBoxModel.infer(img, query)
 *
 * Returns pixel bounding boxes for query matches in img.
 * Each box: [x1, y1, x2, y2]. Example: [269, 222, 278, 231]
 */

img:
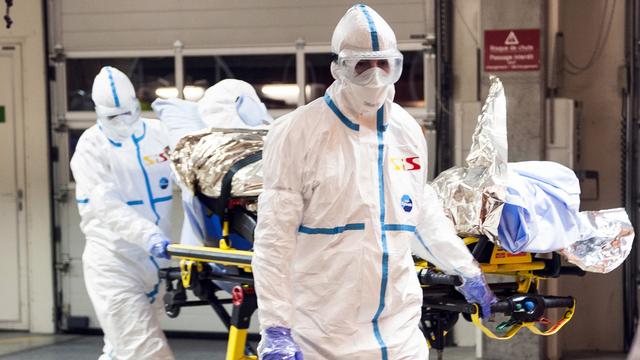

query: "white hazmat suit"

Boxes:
[252, 5, 484, 359]
[71, 66, 174, 360]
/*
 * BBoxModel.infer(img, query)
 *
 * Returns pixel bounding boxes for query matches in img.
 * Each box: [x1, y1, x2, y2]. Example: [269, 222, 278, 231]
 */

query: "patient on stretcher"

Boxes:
[431, 77, 634, 274]
[156, 76, 633, 276]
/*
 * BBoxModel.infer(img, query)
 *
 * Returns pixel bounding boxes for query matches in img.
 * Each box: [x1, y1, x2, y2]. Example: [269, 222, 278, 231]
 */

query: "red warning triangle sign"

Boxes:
[505, 31, 519, 45]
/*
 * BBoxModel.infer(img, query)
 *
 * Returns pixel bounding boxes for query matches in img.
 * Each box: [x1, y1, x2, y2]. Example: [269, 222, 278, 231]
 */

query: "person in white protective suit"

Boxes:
[252, 4, 496, 360]
[71, 66, 175, 360]
[152, 79, 272, 247]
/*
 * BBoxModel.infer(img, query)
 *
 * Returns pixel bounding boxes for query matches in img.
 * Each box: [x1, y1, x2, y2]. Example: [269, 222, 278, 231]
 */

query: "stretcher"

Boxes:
[159, 152, 585, 360]
[160, 241, 583, 360]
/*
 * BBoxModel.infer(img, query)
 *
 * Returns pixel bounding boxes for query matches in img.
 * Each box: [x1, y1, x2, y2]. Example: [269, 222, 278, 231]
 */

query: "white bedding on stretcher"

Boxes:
[499, 161, 584, 253]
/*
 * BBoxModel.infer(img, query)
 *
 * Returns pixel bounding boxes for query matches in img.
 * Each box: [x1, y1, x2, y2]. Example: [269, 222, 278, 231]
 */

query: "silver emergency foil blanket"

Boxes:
[560, 208, 635, 274]
[430, 76, 508, 245]
[171, 128, 266, 197]
[429, 76, 634, 273]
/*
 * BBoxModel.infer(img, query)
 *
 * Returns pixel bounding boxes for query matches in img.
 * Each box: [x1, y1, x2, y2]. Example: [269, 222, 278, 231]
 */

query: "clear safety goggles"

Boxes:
[333, 49, 403, 87]
[95, 101, 141, 122]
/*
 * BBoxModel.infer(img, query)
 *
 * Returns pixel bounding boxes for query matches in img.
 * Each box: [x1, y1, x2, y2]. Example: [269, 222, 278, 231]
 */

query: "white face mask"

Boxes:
[343, 81, 390, 115]
[98, 111, 140, 141]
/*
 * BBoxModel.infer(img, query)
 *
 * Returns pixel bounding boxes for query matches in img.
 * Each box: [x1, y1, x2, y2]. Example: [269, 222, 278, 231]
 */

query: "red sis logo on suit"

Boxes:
[143, 146, 171, 166]
[390, 156, 421, 171]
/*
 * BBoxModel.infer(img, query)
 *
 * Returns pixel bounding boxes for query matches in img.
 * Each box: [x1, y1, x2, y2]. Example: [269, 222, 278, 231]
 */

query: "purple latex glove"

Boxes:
[456, 273, 498, 318]
[258, 327, 303, 360]
[148, 233, 171, 259]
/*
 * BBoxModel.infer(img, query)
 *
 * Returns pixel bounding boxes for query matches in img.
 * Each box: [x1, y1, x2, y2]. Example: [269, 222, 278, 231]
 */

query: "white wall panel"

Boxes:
[59, 1, 429, 51]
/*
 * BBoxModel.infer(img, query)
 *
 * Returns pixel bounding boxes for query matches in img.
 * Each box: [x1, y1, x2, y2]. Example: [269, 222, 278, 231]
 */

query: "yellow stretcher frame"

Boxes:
[463, 237, 548, 294]
[226, 327, 257, 360]
[171, 244, 254, 272]
[167, 244, 256, 360]
[166, 233, 578, 359]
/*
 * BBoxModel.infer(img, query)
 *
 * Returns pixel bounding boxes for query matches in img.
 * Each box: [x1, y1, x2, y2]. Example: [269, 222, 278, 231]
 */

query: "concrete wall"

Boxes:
[555, 0, 626, 353]
[557, 0, 625, 210]
[0, 0, 55, 332]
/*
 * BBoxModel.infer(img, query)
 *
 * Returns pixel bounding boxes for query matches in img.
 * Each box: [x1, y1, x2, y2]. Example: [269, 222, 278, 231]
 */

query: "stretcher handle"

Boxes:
[542, 296, 575, 309]
[490, 301, 512, 314]
[418, 268, 462, 286]
[425, 295, 574, 317]
[489, 295, 575, 314]
[422, 299, 510, 315]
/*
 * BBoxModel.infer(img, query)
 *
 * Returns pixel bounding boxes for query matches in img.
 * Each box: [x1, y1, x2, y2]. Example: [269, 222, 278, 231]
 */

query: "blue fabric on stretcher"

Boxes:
[498, 161, 582, 253]
[181, 193, 252, 250]
[202, 205, 223, 243]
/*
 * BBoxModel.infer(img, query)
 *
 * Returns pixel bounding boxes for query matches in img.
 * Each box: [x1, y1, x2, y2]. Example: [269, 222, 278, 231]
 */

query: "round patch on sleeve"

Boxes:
[401, 194, 413, 213]
[159, 177, 169, 190]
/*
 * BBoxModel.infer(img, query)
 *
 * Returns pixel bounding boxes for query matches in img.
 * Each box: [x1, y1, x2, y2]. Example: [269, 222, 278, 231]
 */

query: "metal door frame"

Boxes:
[434, 0, 454, 174]
[624, 0, 640, 351]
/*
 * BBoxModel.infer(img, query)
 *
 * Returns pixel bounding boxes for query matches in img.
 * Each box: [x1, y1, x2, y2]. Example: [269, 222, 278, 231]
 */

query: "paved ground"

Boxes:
[0, 333, 229, 360]
[0, 332, 628, 359]
[0, 333, 474, 359]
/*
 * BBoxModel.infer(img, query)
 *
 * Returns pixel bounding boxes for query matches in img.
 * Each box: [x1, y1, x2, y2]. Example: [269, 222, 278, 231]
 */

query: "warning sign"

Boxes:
[484, 29, 540, 72]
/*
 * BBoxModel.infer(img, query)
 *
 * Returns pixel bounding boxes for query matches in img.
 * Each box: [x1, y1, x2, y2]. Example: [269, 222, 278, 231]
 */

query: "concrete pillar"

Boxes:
[451, 0, 485, 348]
[453, 0, 481, 103]
[480, 0, 546, 162]
[480, 0, 546, 358]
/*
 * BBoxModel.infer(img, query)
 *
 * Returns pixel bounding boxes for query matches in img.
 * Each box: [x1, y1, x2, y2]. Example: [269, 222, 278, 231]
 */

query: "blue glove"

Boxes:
[456, 274, 497, 318]
[148, 234, 171, 259]
[258, 327, 303, 360]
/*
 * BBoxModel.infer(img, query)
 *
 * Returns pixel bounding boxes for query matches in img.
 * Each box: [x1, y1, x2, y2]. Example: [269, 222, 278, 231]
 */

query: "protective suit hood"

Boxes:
[331, 4, 397, 54]
[197, 79, 272, 129]
[328, 4, 401, 118]
[92, 66, 142, 141]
